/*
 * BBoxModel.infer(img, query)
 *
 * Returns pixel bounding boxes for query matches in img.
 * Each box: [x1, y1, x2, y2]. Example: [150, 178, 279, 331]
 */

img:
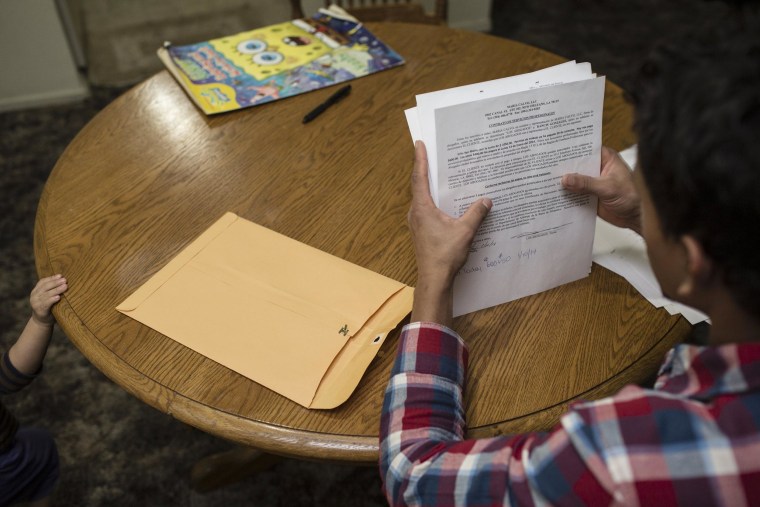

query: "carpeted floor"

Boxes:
[0, 1, 740, 505]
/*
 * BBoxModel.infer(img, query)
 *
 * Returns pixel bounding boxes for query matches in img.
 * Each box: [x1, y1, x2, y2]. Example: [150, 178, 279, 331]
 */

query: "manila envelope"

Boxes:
[117, 212, 413, 409]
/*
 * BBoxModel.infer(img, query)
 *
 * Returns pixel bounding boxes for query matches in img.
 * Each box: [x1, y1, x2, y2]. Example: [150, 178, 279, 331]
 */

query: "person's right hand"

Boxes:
[408, 141, 492, 289]
[561, 146, 642, 233]
[30, 274, 67, 326]
[407, 141, 491, 325]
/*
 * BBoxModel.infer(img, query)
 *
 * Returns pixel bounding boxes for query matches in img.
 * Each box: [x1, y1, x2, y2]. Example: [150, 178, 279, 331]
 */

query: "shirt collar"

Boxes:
[655, 342, 760, 400]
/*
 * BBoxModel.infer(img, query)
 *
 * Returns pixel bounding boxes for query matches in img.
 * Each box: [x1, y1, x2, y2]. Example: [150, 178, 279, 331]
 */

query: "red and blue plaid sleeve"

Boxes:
[379, 322, 612, 507]
[381, 325, 760, 506]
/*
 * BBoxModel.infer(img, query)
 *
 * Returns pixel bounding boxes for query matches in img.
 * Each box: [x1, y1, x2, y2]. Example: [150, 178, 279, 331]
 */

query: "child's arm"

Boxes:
[8, 275, 68, 376]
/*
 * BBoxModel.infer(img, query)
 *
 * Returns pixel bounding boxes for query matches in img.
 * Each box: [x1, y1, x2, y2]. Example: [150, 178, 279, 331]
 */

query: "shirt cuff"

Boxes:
[392, 321, 468, 387]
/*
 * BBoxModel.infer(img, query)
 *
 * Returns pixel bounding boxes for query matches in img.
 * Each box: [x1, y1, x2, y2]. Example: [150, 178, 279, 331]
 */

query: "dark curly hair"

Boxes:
[630, 17, 760, 317]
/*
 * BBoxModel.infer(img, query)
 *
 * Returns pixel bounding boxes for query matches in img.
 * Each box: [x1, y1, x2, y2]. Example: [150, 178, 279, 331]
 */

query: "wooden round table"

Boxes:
[35, 23, 690, 466]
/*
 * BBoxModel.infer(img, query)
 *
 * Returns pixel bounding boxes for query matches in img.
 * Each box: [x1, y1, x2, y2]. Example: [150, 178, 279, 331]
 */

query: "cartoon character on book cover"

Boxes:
[164, 12, 404, 114]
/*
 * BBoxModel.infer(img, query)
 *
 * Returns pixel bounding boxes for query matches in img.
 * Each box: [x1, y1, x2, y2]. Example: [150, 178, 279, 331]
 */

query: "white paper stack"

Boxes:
[405, 61, 605, 316]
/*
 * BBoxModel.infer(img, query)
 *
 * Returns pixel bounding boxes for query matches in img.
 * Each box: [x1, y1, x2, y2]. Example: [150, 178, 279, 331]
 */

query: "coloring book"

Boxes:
[158, 6, 405, 114]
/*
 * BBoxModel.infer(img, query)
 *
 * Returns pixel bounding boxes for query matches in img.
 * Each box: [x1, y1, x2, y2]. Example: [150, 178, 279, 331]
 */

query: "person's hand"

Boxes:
[561, 146, 641, 233]
[30, 274, 67, 326]
[408, 141, 491, 324]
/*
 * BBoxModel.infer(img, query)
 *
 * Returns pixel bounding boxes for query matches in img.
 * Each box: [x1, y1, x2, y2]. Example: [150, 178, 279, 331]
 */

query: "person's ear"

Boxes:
[676, 235, 714, 298]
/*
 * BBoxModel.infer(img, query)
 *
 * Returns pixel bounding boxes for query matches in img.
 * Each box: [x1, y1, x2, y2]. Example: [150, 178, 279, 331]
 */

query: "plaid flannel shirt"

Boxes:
[380, 322, 760, 506]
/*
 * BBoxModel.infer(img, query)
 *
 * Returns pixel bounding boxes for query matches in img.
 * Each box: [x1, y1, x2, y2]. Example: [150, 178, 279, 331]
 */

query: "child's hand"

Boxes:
[30, 274, 68, 325]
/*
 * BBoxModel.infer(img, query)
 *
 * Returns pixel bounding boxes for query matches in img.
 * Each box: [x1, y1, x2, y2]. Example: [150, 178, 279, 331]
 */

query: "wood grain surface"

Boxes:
[34, 23, 690, 463]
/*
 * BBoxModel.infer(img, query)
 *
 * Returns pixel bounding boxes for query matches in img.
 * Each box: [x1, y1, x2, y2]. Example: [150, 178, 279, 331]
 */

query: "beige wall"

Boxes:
[0, 0, 88, 112]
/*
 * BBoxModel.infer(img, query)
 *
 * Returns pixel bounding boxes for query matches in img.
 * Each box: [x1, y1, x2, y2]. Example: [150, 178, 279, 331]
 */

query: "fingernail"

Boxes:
[562, 174, 575, 187]
[482, 198, 493, 210]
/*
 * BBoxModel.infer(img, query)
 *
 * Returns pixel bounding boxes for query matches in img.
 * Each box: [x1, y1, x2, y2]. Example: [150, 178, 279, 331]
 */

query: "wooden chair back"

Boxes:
[289, 0, 447, 25]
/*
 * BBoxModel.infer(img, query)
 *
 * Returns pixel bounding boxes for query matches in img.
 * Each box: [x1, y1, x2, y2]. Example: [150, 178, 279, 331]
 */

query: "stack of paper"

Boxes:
[406, 62, 605, 316]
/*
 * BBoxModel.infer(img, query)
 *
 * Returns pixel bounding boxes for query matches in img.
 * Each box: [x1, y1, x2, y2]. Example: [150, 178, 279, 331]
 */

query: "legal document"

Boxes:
[406, 62, 604, 315]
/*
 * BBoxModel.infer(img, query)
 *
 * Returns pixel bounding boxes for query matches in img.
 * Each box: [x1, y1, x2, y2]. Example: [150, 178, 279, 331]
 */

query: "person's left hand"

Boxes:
[407, 141, 491, 323]
[30, 274, 68, 325]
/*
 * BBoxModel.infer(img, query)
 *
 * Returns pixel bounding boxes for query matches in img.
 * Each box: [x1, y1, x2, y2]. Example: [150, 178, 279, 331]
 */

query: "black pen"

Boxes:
[302, 85, 352, 124]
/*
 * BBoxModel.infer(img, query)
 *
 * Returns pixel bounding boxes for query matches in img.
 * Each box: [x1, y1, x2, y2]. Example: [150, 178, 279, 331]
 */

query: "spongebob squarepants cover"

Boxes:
[164, 11, 405, 114]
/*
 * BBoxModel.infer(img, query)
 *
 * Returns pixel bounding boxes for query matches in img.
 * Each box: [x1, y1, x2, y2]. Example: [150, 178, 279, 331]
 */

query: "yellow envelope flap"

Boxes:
[117, 212, 413, 408]
[310, 285, 414, 409]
